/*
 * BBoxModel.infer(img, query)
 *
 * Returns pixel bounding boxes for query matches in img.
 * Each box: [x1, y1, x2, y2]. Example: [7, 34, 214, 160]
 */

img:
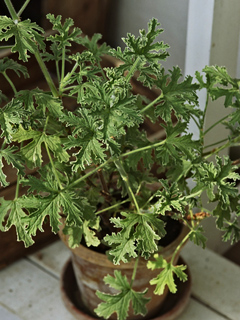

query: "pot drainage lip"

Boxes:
[60, 256, 192, 320]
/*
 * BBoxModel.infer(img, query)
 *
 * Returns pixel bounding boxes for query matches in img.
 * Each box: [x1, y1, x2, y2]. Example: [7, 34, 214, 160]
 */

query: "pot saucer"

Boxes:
[60, 257, 191, 320]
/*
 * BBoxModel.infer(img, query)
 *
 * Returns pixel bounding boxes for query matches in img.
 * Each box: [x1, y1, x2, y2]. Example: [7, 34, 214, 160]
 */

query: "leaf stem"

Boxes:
[17, 0, 31, 17]
[121, 139, 165, 158]
[125, 56, 141, 82]
[114, 159, 141, 214]
[44, 139, 63, 190]
[96, 199, 130, 215]
[203, 114, 229, 136]
[3, 71, 17, 94]
[34, 49, 59, 98]
[140, 92, 163, 114]
[170, 228, 191, 265]
[130, 256, 139, 287]
[4, 0, 18, 21]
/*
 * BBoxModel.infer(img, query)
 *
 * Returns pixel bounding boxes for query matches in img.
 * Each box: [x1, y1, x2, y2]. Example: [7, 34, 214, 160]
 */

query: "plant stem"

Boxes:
[140, 92, 164, 114]
[34, 49, 59, 98]
[203, 114, 229, 136]
[203, 137, 229, 150]
[96, 199, 131, 215]
[130, 256, 139, 287]
[125, 57, 141, 82]
[121, 139, 165, 158]
[61, 46, 66, 84]
[114, 159, 141, 214]
[17, 0, 31, 16]
[67, 158, 114, 190]
[4, 0, 18, 21]
[170, 229, 191, 265]
[44, 139, 63, 190]
[3, 71, 17, 94]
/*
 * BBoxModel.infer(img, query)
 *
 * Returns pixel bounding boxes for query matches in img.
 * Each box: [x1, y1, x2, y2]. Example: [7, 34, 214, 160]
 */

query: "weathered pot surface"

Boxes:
[59, 223, 190, 320]
[60, 256, 191, 320]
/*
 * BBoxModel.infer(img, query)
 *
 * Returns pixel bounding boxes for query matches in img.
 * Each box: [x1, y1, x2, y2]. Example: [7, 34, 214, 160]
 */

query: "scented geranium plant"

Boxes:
[1, 1, 240, 319]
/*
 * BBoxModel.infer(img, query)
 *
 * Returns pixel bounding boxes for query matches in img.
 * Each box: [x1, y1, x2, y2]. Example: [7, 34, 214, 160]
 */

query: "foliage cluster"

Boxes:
[1, 1, 240, 319]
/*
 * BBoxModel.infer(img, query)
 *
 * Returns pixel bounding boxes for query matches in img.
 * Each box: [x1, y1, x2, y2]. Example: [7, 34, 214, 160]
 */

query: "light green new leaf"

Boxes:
[83, 218, 101, 247]
[154, 180, 187, 216]
[0, 17, 45, 61]
[95, 271, 150, 320]
[106, 212, 166, 263]
[0, 197, 34, 247]
[104, 233, 138, 264]
[147, 254, 188, 295]
[0, 145, 25, 187]
[0, 100, 26, 143]
[62, 225, 83, 248]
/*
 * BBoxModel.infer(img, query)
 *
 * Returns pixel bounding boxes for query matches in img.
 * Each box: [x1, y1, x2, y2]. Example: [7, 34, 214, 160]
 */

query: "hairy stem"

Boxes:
[125, 56, 141, 82]
[17, 0, 31, 16]
[140, 92, 164, 114]
[4, 0, 18, 21]
[3, 71, 17, 95]
[114, 159, 141, 214]
[130, 256, 139, 287]
[34, 49, 59, 98]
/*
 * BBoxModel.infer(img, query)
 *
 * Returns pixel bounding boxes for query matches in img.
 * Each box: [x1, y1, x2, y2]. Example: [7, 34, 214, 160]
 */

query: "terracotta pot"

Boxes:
[59, 223, 189, 320]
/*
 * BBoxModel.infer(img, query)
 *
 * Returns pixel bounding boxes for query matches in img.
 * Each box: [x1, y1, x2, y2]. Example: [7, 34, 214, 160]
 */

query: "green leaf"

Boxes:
[0, 100, 26, 143]
[156, 122, 199, 166]
[115, 18, 169, 66]
[0, 16, 45, 61]
[147, 254, 188, 295]
[0, 145, 25, 187]
[12, 125, 69, 168]
[154, 179, 187, 216]
[46, 14, 82, 48]
[0, 197, 34, 247]
[105, 211, 166, 263]
[95, 270, 150, 320]
[83, 218, 101, 247]
[0, 57, 29, 78]
[189, 226, 207, 249]
[154, 67, 199, 122]
[62, 225, 83, 248]
[222, 219, 240, 244]
[193, 156, 240, 206]
[17, 89, 64, 117]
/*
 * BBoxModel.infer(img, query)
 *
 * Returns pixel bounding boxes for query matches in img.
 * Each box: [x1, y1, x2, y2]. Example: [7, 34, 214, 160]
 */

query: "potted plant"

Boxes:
[1, 1, 240, 319]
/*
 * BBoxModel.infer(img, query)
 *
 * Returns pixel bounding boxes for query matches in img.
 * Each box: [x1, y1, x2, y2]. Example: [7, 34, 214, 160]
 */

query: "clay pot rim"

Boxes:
[59, 222, 190, 269]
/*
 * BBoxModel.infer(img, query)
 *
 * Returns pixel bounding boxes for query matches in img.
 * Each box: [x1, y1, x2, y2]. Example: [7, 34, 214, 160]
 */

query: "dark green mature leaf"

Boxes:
[147, 254, 188, 295]
[95, 270, 150, 320]
[0, 197, 34, 247]
[153, 67, 199, 122]
[189, 226, 207, 249]
[222, 218, 240, 244]
[156, 122, 199, 166]
[105, 211, 166, 263]
[0, 145, 25, 187]
[0, 57, 29, 78]
[16, 89, 64, 117]
[81, 33, 110, 62]
[12, 125, 69, 168]
[0, 16, 45, 61]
